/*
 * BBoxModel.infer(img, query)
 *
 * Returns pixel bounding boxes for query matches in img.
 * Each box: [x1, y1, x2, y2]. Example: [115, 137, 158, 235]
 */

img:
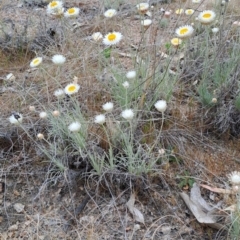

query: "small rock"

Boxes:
[14, 203, 25, 213]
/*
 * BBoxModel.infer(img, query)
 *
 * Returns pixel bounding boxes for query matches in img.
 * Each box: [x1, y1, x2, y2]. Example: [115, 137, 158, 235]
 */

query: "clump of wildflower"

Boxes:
[103, 32, 122, 46]
[30, 57, 42, 68]
[104, 9, 117, 18]
[198, 10, 216, 25]
[37, 133, 44, 140]
[175, 9, 184, 15]
[64, 82, 80, 95]
[136, 3, 149, 15]
[141, 19, 152, 29]
[154, 100, 167, 113]
[92, 32, 103, 42]
[102, 102, 114, 112]
[68, 122, 81, 132]
[9, 113, 23, 125]
[64, 7, 80, 18]
[122, 81, 129, 89]
[171, 38, 182, 47]
[52, 54, 66, 65]
[175, 25, 194, 39]
[126, 70, 136, 79]
[185, 9, 195, 15]
[6, 73, 16, 81]
[94, 114, 106, 124]
[54, 89, 65, 98]
[228, 171, 240, 185]
[39, 112, 47, 119]
[121, 109, 134, 120]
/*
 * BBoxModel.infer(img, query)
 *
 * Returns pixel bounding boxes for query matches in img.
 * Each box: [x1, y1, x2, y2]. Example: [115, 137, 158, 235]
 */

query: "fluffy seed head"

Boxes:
[52, 54, 66, 65]
[102, 102, 114, 112]
[121, 109, 134, 120]
[39, 112, 47, 119]
[126, 70, 136, 79]
[54, 89, 65, 98]
[68, 122, 81, 132]
[154, 100, 167, 113]
[228, 171, 240, 185]
[52, 110, 60, 117]
[6, 73, 16, 81]
[122, 81, 130, 89]
[94, 114, 106, 124]
[29, 106, 36, 111]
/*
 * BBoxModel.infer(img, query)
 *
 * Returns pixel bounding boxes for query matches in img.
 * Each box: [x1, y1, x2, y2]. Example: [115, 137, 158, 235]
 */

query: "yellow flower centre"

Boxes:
[108, 33, 116, 41]
[203, 13, 211, 19]
[179, 28, 188, 35]
[68, 8, 75, 14]
[50, 1, 58, 8]
[68, 85, 76, 92]
[33, 59, 40, 65]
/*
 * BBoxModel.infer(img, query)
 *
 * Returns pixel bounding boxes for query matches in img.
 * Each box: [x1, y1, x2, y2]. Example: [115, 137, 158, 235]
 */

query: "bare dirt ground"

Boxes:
[1, 0, 240, 239]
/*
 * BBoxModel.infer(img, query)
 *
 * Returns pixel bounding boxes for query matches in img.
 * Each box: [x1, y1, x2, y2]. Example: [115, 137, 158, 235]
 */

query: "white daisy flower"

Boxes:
[47, 1, 63, 15]
[6, 73, 16, 81]
[228, 171, 240, 185]
[126, 70, 136, 79]
[102, 102, 114, 112]
[121, 109, 134, 120]
[94, 114, 106, 124]
[185, 9, 195, 15]
[9, 113, 23, 125]
[104, 9, 117, 18]
[54, 89, 65, 98]
[103, 32, 123, 46]
[198, 10, 216, 25]
[175, 25, 194, 39]
[136, 3, 149, 14]
[64, 83, 80, 95]
[122, 81, 130, 89]
[92, 32, 103, 42]
[141, 19, 152, 29]
[39, 112, 47, 119]
[68, 122, 81, 132]
[171, 38, 182, 47]
[30, 57, 42, 68]
[154, 100, 167, 113]
[52, 54, 66, 65]
[64, 7, 80, 18]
